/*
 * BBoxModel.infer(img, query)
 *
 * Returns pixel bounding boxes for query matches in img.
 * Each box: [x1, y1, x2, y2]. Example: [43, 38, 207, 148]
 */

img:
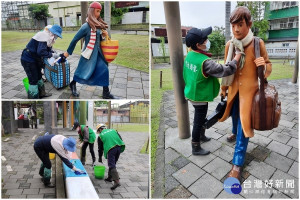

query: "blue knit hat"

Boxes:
[62, 137, 76, 152]
[49, 24, 63, 38]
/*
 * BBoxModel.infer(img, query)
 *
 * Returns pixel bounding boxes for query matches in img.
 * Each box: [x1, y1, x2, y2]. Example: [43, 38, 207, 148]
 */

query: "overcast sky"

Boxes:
[151, 1, 237, 29]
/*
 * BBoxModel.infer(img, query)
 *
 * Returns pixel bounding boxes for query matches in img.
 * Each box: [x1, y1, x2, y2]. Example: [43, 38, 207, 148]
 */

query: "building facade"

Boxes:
[265, 1, 299, 58]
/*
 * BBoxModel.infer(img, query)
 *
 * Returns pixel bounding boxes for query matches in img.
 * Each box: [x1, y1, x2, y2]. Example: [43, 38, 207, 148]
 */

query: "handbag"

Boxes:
[251, 37, 281, 130]
[100, 35, 119, 63]
[203, 97, 227, 129]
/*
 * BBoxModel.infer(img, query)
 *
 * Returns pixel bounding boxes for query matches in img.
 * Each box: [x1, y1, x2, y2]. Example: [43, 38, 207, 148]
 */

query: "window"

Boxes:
[282, 43, 290, 47]
[291, 1, 297, 6]
[282, 1, 290, 8]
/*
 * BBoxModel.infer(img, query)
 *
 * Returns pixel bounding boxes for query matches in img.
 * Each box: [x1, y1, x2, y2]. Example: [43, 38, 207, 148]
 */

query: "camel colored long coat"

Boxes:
[219, 38, 272, 138]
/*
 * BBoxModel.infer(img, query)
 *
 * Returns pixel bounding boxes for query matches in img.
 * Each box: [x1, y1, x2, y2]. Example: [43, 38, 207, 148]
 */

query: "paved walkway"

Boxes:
[2, 128, 56, 198]
[2, 126, 149, 199]
[2, 50, 149, 99]
[154, 79, 298, 198]
[63, 129, 149, 199]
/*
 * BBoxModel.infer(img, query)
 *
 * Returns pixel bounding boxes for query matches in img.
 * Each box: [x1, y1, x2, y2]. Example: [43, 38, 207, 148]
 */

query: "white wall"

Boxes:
[152, 43, 188, 57]
[122, 11, 143, 24]
[265, 41, 297, 58]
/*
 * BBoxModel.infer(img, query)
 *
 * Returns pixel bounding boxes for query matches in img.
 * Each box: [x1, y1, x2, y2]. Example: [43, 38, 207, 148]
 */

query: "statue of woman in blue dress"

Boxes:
[63, 1, 115, 99]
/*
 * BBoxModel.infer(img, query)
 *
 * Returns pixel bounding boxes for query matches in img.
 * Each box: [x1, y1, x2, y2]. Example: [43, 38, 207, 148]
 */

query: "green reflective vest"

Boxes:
[99, 129, 125, 159]
[183, 51, 220, 102]
[79, 125, 96, 143]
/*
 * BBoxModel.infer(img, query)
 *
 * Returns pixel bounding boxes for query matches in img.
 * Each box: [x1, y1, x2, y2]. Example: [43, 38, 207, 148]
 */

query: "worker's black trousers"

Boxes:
[81, 142, 96, 164]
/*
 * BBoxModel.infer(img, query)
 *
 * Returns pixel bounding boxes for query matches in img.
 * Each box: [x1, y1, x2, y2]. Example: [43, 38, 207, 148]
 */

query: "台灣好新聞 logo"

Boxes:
[224, 177, 242, 194]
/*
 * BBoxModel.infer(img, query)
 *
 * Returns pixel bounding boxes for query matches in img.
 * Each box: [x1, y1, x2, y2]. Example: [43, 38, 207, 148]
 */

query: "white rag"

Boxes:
[32, 26, 56, 47]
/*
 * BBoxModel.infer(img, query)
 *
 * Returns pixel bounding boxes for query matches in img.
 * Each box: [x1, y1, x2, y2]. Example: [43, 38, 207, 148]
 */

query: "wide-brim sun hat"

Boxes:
[49, 24, 63, 38]
[96, 123, 106, 131]
[62, 137, 76, 152]
[185, 26, 212, 47]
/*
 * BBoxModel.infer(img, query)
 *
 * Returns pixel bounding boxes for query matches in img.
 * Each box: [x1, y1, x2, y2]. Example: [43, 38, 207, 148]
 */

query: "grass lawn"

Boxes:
[217, 59, 295, 80]
[2, 31, 149, 73]
[111, 123, 149, 133]
[111, 123, 149, 154]
[150, 58, 295, 193]
[151, 68, 173, 192]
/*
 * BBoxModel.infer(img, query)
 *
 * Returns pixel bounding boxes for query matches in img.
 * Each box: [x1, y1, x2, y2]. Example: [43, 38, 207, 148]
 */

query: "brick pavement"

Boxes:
[2, 128, 56, 199]
[2, 126, 149, 199]
[155, 79, 299, 198]
[1, 50, 149, 99]
[62, 128, 149, 199]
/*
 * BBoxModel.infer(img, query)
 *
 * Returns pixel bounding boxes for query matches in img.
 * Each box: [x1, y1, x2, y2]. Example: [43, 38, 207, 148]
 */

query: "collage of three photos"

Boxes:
[1, 1, 299, 199]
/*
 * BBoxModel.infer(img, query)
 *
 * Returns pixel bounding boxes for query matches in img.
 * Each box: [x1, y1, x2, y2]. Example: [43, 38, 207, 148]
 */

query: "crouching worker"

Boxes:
[21, 24, 64, 99]
[96, 124, 125, 190]
[72, 122, 96, 166]
[33, 134, 83, 187]
[184, 26, 242, 155]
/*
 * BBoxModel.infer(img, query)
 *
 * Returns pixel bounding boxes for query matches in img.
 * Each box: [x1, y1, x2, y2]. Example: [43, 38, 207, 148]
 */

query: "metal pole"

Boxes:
[164, 2, 190, 139]
[160, 71, 162, 88]
[107, 101, 111, 128]
[292, 41, 298, 83]
[107, 101, 111, 129]
[104, 1, 111, 37]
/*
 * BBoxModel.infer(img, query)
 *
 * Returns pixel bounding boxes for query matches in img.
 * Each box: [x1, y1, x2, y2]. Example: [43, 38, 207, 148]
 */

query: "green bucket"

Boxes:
[94, 165, 105, 179]
[23, 77, 29, 92]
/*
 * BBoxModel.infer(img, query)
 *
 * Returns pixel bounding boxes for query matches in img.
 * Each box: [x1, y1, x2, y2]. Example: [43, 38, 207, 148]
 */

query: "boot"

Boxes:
[105, 168, 113, 182]
[102, 86, 116, 99]
[192, 142, 210, 155]
[43, 167, 55, 187]
[110, 168, 121, 190]
[200, 132, 211, 142]
[39, 163, 45, 177]
[28, 84, 39, 99]
[70, 80, 79, 97]
[38, 79, 52, 98]
[227, 133, 237, 142]
[228, 165, 242, 181]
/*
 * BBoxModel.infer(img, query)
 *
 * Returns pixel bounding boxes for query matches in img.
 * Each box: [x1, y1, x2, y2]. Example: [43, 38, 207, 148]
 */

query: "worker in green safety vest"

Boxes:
[72, 122, 96, 166]
[184, 27, 242, 156]
[96, 124, 125, 190]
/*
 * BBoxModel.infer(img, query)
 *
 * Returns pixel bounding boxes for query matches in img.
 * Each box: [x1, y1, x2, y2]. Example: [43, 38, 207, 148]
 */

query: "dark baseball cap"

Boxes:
[72, 122, 80, 130]
[185, 27, 212, 47]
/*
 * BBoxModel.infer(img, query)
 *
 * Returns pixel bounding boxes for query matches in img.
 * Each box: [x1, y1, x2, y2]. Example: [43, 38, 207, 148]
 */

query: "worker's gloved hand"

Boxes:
[74, 168, 86, 175]
[59, 53, 67, 63]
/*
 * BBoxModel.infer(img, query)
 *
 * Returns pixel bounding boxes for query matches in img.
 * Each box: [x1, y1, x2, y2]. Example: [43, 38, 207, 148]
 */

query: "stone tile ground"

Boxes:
[2, 50, 149, 99]
[62, 129, 149, 199]
[156, 79, 298, 198]
[2, 126, 149, 199]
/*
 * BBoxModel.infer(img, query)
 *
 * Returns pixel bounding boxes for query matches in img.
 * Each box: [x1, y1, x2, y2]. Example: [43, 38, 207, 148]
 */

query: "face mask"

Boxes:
[204, 40, 211, 51]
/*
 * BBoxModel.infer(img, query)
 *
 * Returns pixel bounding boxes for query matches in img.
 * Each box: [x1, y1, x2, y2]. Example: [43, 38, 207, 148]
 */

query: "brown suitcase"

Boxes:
[251, 37, 281, 130]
